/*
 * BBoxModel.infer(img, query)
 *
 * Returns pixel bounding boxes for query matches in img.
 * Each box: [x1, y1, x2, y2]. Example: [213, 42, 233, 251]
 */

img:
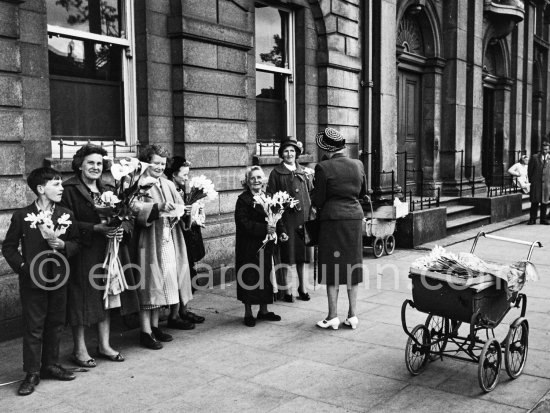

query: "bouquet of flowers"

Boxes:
[24, 211, 72, 241]
[95, 156, 156, 309]
[185, 175, 218, 205]
[253, 191, 299, 251]
[303, 166, 315, 177]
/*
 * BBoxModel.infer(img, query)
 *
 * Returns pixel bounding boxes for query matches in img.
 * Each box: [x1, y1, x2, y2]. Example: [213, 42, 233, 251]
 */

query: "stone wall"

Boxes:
[0, 0, 51, 340]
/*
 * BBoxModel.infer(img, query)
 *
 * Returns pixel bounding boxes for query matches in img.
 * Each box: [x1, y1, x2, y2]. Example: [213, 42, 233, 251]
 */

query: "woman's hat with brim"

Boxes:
[278, 138, 302, 158]
[316, 127, 346, 152]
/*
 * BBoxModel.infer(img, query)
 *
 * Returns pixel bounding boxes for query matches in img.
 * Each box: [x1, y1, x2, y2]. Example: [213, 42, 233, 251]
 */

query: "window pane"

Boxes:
[47, 0, 122, 38]
[256, 71, 287, 142]
[49, 36, 123, 141]
[255, 4, 288, 68]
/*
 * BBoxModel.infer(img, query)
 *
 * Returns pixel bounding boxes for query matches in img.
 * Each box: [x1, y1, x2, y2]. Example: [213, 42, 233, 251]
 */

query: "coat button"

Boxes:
[295, 188, 299, 193]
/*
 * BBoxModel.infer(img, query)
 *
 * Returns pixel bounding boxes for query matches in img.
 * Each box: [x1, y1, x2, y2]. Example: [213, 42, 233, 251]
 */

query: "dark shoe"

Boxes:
[96, 347, 125, 362]
[257, 311, 281, 321]
[40, 364, 76, 381]
[297, 291, 310, 301]
[151, 327, 173, 342]
[276, 290, 285, 301]
[166, 317, 196, 330]
[18, 373, 40, 396]
[140, 332, 163, 350]
[527, 219, 536, 225]
[284, 294, 294, 303]
[541, 220, 550, 225]
[180, 310, 205, 324]
[244, 316, 256, 327]
[70, 354, 96, 368]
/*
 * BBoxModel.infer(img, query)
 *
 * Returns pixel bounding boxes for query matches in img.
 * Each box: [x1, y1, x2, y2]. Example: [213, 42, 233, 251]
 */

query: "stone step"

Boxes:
[445, 204, 476, 220]
[447, 214, 491, 236]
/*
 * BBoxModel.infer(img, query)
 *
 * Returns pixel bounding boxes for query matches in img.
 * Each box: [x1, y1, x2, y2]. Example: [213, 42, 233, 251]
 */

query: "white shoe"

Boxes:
[344, 316, 358, 329]
[316, 317, 340, 330]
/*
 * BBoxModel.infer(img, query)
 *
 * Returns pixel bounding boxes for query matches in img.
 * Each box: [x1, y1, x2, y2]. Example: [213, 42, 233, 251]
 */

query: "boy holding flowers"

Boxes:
[2, 167, 80, 395]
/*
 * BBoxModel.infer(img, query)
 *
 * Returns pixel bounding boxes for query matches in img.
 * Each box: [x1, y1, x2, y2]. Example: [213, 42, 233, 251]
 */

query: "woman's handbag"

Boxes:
[296, 207, 319, 247]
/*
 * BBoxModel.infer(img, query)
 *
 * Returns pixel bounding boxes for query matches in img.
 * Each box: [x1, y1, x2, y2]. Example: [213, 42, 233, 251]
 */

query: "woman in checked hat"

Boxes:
[311, 128, 368, 330]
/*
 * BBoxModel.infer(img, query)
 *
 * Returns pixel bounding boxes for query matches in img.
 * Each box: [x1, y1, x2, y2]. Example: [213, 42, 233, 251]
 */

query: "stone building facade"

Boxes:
[0, 0, 547, 338]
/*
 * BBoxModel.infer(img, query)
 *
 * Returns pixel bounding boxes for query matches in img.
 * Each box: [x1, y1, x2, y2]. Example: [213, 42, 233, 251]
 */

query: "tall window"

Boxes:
[47, 0, 137, 156]
[255, 2, 295, 150]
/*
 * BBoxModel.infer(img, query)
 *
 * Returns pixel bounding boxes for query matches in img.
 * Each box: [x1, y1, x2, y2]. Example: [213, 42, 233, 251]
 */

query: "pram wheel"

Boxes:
[384, 234, 395, 255]
[405, 324, 429, 375]
[478, 338, 502, 392]
[424, 314, 448, 361]
[373, 237, 384, 258]
[504, 318, 529, 379]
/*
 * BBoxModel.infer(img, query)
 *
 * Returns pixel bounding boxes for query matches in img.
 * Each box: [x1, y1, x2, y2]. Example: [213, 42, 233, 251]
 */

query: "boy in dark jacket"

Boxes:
[2, 167, 80, 395]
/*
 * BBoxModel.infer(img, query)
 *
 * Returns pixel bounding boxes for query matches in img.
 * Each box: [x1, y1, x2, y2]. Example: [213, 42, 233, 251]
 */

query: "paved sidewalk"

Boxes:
[1, 215, 549, 412]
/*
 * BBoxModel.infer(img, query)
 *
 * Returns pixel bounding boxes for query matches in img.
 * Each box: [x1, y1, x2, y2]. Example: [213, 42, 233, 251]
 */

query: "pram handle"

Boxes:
[470, 231, 543, 261]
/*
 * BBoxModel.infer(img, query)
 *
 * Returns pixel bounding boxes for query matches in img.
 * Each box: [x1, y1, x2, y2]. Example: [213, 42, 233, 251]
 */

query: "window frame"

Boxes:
[47, 0, 138, 158]
[254, 1, 296, 149]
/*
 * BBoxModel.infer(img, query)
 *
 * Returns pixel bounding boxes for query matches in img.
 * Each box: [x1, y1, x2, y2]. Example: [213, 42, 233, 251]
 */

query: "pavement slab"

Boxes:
[0, 215, 549, 411]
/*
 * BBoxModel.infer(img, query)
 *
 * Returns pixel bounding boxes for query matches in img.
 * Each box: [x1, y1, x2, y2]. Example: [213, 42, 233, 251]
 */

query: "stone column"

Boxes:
[440, 0, 470, 195]
[465, 0, 485, 190]
[510, 19, 525, 159]
[371, 0, 398, 199]
[523, 0, 535, 153]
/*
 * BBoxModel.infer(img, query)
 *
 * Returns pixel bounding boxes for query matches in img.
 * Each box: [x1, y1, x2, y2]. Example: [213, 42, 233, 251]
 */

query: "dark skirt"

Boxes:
[317, 219, 363, 286]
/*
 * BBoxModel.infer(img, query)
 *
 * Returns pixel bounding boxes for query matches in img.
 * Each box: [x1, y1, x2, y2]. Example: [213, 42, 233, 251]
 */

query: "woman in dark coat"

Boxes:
[267, 138, 313, 302]
[61, 144, 139, 366]
[235, 166, 284, 327]
[311, 128, 367, 330]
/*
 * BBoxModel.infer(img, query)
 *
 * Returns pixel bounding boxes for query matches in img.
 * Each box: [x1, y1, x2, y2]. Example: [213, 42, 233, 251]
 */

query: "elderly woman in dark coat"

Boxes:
[267, 138, 313, 302]
[311, 128, 367, 330]
[61, 144, 139, 366]
[235, 166, 284, 327]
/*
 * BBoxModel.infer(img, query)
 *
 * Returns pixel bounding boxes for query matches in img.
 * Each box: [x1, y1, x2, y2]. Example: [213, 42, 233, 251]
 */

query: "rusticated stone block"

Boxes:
[218, 0, 250, 29]
[0, 38, 20, 73]
[184, 119, 248, 143]
[321, 88, 359, 109]
[20, 43, 48, 77]
[217, 46, 247, 74]
[337, 17, 358, 38]
[22, 76, 49, 109]
[0, 273, 21, 320]
[22, 139, 50, 173]
[180, 92, 218, 118]
[331, 0, 359, 21]
[148, 35, 171, 64]
[182, 0, 217, 22]
[147, 1, 170, 14]
[218, 145, 249, 167]
[174, 15, 253, 50]
[192, 167, 245, 192]
[20, 0, 46, 13]
[147, 116, 173, 142]
[320, 67, 359, 90]
[147, 62, 171, 90]
[0, 211, 14, 241]
[0, 2, 19, 39]
[185, 144, 219, 168]
[202, 235, 236, 269]
[148, 89, 172, 116]
[146, 11, 168, 37]
[0, 177, 27, 209]
[19, 9, 47, 45]
[327, 33, 345, 52]
[219, 190, 242, 213]
[218, 96, 247, 120]
[0, 75, 22, 107]
[346, 36, 359, 57]
[23, 110, 50, 141]
[183, 68, 247, 96]
[0, 110, 23, 141]
[177, 39, 217, 68]
[0, 144, 24, 175]
[319, 106, 359, 126]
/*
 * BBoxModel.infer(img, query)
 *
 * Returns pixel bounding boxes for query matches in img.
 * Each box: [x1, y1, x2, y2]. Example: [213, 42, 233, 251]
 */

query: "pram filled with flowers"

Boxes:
[401, 231, 542, 392]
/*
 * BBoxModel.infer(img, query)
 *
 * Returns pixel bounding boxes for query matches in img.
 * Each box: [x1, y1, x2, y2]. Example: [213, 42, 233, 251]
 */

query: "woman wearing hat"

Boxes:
[267, 138, 313, 302]
[311, 127, 367, 330]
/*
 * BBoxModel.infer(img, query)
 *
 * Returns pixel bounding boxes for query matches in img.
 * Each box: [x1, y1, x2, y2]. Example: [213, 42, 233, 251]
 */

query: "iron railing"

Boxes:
[56, 139, 141, 159]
